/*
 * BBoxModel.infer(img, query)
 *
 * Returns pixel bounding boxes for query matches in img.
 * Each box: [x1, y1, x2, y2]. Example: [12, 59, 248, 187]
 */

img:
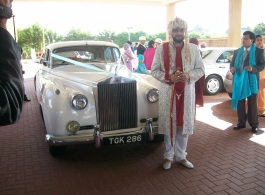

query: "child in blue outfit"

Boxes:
[136, 54, 151, 74]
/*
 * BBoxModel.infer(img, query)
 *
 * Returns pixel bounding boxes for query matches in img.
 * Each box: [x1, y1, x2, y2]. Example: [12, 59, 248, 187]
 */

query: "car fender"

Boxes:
[131, 73, 159, 121]
[40, 75, 97, 136]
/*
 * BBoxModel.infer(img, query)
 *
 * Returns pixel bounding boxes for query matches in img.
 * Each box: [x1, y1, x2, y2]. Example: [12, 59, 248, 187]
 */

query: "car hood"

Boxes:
[49, 65, 159, 89]
[50, 65, 112, 85]
[132, 73, 160, 88]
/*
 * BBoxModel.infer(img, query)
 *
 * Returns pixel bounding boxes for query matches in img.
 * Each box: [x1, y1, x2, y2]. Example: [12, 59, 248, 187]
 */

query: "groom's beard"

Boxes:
[173, 36, 184, 43]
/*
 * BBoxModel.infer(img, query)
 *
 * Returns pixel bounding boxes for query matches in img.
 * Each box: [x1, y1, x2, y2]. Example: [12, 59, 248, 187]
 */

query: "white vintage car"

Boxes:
[34, 41, 162, 156]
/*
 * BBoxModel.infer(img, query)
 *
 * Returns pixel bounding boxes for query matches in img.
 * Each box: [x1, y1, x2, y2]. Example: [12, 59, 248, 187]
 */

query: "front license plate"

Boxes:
[103, 134, 146, 145]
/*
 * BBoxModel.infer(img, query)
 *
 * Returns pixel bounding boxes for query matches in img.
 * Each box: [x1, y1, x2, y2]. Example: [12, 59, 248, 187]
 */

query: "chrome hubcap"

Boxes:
[207, 78, 220, 93]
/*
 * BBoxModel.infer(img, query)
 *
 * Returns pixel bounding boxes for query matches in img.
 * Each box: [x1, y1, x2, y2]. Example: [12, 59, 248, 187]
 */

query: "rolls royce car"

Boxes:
[34, 41, 162, 156]
[202, 47, 236, 95]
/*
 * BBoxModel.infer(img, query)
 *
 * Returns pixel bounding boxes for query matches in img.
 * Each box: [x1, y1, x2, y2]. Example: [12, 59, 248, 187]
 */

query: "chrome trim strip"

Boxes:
[92, 83, 99, 123]
[45, 126, 158, 146]
[146, 118, 154, 141]
[94, 124, 101, 148]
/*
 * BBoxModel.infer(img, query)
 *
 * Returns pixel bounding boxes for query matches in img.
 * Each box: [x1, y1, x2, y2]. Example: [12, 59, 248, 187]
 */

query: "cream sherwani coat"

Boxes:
[151, 43, 205, 135]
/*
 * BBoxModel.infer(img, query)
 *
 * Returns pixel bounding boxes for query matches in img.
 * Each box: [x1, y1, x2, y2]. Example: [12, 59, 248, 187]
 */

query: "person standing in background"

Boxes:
[136, 54, 150, 74]
[0, 0, 24, 126]
[137, 36, 146, 55]
[127, 41, 134, 52]
[122, 43, 137, 72]
[230, 31, 265, 133]
[200, 42, 207, 48]
[189, 38, 205, 107]
[155, 38, 163, 47]
[133, 42, 138, 54]
[255, 35, 265, 117]
[143, 40, 156, 70]
[107, 38, 113, 43]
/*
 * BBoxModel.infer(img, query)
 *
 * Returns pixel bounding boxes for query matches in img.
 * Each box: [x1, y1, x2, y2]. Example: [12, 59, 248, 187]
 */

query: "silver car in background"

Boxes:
[202, 47, 236, 95]
[224, 70, 233, 98]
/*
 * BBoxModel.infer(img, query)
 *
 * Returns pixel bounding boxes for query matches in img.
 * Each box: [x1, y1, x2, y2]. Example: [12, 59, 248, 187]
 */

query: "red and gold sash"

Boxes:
[162, 42, 185, 145]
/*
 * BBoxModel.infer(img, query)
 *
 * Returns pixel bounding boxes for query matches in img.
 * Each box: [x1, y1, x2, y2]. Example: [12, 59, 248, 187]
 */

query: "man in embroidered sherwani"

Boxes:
[151, 17, 204, 170]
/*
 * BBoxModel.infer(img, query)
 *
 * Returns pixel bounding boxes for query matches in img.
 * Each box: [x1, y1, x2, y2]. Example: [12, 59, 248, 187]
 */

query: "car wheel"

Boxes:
[150, 134, 164, 143]
[205, 75, 223, 95]
[228, 93, 232, 98]
[49, 145, 67, 156]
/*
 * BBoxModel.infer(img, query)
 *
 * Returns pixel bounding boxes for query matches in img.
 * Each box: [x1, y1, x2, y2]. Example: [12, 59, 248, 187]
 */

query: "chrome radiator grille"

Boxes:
[98, 77, 137, 131]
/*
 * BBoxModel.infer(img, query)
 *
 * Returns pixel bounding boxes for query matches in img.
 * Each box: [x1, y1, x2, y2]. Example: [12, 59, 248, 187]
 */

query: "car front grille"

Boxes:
[98, 77, 137, 132]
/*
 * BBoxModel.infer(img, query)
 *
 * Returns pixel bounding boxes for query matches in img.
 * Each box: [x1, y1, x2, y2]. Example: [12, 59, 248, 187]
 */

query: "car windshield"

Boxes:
[51, 45, 121, 68]
[202, 50, 212, 59]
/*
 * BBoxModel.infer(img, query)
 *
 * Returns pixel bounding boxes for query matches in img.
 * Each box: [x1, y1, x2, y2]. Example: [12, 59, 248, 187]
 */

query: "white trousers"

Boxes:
[164, 126, 189, 162]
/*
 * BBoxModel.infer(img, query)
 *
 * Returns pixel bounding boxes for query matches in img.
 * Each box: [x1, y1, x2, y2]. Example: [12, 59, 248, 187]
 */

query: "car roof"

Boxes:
[201, 47, 237, 51]
[46, 41, 119, 51]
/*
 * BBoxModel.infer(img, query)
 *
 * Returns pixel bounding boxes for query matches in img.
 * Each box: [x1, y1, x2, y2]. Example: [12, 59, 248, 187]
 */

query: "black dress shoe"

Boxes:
[24, 98, 31, 102]
[251, 127, 258, 133]
[233, 125, 246, 130]
[24, 94, 31, 102]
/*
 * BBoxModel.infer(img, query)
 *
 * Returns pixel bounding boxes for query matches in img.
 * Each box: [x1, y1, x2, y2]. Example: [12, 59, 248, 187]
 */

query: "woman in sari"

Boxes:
[255, 35, 265, 116]
[122, 43, 137, 72]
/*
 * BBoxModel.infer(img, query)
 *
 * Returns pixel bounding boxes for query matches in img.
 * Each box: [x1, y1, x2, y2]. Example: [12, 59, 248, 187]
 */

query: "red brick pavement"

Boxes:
[0, 72, 265, 195]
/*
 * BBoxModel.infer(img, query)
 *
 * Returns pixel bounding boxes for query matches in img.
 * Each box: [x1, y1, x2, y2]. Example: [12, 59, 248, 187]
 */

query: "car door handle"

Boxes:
[219, 66, 225, 68]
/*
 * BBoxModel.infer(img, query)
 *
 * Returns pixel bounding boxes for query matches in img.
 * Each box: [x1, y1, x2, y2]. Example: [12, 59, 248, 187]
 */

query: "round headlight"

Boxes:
[146, 88, 159, 103]
[67, 121, 80, 132]
[72, 94, 88, 110]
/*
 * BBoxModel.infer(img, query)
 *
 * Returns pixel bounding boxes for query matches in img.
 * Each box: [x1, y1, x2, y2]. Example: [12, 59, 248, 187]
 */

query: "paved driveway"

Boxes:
[0, 61, 265, 195]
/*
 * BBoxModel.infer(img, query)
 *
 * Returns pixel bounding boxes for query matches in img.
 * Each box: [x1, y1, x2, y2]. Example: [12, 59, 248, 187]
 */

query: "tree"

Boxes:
[18, 23, 62, 58]
[191, 26, 206, 34]
[130, 31, 148, 43]
[17, 23, 171, 56]
[96, 30, 116, 42]
[115, 32, 128, 48]
[17, 28, 32, 57]
[62, 28, 95, 41]
[189, 32, 201, 39]
[18, 23, 43, 58]
[153, 32, 166, 41]
[45, 29, 63, 44]
[253, 23, 265, 36]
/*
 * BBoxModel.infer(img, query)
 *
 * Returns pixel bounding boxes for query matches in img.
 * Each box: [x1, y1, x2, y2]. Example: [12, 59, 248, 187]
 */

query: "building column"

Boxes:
[228, 0, 242, 47]
[166, 3, 175, 41]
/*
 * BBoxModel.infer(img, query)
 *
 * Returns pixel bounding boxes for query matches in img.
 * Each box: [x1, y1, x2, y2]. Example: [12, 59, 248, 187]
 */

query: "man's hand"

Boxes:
[170, 72, 190, 83]
[230, 67, 236, 73]
[245, 66, 252, 72]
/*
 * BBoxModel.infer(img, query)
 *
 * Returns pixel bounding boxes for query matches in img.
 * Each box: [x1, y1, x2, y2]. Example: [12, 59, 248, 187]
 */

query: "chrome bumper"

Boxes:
[46, 120, 158, 147]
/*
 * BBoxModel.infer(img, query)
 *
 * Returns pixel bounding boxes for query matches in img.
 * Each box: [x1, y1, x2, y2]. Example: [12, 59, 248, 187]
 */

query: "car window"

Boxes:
[42, 49, 50, 67]
[216, 51, 234, 63]
[40, 53, 45, 64]
[202, 50, 212, 59]
[51, 45, 121, 68]
[113, 48, 120, 62]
